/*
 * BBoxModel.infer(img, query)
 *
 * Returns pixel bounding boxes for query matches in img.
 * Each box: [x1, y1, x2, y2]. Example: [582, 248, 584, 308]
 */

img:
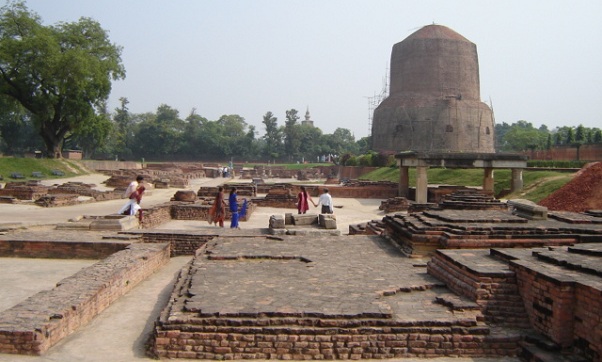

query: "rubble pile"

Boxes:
[539, 162, 602, 212]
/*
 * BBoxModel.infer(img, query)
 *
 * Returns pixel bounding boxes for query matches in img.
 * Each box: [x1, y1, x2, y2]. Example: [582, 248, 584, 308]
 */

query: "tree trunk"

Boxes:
[40, 130, 63, 158]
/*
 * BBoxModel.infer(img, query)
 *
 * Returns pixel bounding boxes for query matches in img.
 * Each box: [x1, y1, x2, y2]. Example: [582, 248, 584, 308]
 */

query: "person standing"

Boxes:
[296, 186, 315, 214]
[124, 175, 144, 198]
[315, 188, 333, 214]
[229, 187, 240, 229]
[208, 186, 227, 227]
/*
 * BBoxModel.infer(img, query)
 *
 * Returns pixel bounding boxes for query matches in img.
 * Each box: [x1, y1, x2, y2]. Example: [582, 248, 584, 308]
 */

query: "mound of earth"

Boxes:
[539, 162, 602, 212]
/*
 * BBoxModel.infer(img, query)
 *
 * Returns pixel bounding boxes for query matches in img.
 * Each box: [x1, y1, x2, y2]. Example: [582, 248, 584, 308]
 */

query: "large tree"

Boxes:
[0, 2, 124, 157]
[283, 109, 300, 161]
[261, 111, 282, 160]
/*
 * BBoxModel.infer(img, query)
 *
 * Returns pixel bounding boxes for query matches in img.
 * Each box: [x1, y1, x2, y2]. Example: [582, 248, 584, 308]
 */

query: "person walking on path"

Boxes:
[124, 175, 144, 198]
[208, 186, 227, 227]
[315, 188, 333, 214]
[118, 184, 145, 219]
[229, 187, 240, 229]
[296, 186, 315, 214]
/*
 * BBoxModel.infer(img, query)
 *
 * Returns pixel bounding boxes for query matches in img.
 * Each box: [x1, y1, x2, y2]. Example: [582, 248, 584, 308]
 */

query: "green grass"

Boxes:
[360, 167, 573, 203]
[0, 158, 83, 181]
[507, 172, 574, 203]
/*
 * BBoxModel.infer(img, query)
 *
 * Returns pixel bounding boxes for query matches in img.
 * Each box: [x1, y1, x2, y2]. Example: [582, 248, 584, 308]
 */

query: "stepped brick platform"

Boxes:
[0, 243, 169, 355]
[439, 189, 507, 211]
[428, 245, 602, 361]
[150, 235, 523, 360]
[383, 209, 602, 257]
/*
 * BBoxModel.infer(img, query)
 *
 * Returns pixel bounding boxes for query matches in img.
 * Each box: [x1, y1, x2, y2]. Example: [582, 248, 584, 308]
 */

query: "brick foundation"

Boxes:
[0, 243, 170, 355]
[0, 239, 128, 259]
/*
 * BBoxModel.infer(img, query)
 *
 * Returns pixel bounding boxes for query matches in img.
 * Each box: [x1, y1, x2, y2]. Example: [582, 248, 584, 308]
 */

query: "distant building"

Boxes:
[371, 24, 495, 153]
[301, 107, 314, 127]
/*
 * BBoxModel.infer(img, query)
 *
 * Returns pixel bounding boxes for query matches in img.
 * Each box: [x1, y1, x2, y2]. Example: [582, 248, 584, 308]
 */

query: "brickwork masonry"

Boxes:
[0, 243, 170, 355]
[427, 250, 531, 329]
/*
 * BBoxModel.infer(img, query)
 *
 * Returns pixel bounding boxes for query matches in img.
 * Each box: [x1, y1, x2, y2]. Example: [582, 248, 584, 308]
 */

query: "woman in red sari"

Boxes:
[296, 186, 315, 214]
[208, 186, 227, 227]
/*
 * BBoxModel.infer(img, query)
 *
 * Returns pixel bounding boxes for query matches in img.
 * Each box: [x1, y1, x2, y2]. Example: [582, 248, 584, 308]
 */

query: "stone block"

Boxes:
[508, 199, 548, 220]
[284, 213, 293, 225]
[319, 214, 337, 229]
[292, 214, 318, 226]
[269, 215, 285, 229]
[89, 215, 139, 231]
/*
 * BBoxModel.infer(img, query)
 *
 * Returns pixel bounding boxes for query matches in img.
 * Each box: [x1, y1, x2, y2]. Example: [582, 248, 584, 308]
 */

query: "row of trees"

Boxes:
[495, 121, 602, 152]
[1, 3, 600, 162]
[0, 95, 371, 162]
[0, 2, 369, 162]
[98, 100, 369, 162]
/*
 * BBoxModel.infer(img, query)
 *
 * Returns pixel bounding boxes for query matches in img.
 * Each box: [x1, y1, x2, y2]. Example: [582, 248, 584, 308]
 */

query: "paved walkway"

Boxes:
[0, 174, 519, 361]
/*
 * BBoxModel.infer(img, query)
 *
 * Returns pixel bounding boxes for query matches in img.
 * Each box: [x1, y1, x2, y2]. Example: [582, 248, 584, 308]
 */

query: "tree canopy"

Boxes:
[0, 1, 124, 157]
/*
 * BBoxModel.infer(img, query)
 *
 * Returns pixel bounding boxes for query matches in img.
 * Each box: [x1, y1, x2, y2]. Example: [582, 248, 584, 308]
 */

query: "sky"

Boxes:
[19, 0, 602, 139]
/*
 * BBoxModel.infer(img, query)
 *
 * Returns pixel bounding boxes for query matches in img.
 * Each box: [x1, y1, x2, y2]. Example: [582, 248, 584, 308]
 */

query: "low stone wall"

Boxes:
[0, 239, 128, 259]
[0, 243, 170, 355]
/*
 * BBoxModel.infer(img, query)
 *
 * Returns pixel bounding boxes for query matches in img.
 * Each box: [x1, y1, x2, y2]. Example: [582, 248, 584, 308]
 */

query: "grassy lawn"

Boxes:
[0, 158, 84, 181]
[360, 167, 573, 203]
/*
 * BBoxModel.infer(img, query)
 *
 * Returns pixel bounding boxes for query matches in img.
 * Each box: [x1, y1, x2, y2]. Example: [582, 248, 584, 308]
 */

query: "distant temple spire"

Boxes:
[302, 106, 314, 127]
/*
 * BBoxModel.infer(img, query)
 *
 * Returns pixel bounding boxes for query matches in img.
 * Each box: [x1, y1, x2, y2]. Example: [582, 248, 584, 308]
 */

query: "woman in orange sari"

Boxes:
[208, 186, 226, 227]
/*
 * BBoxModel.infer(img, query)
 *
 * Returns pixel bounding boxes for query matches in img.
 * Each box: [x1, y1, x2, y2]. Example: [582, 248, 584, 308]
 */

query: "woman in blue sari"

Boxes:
[229, 187, 240, 229]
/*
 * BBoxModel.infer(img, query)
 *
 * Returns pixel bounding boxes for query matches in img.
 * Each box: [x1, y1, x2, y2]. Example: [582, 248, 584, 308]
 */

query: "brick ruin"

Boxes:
[0, 242, 169, 355]
[149, 236, 522, 360]
[1, 199, 601, 360]
[1, 164, 602, 360]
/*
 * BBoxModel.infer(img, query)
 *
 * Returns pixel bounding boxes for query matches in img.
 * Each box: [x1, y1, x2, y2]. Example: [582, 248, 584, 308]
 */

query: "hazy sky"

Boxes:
[21, 0, 602, 138]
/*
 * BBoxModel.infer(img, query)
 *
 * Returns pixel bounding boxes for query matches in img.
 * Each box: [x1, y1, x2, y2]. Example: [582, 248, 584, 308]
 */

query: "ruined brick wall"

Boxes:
[0, 182, 49, 200]
[526, 144, 602, 161]
[140, 232, 216, 256]
[140, 203, 173, 229]
[512, 261, 602, 359]
[151, 324, 521, 359]
[511, 263, 575, 347]
[574, 283, 602, 360]
[428, 251, 530, 328]
[170, 203, 211, 220]
[80, 160, 142, 170]
[0, 240, 127, 259]
[0, 243, 169, 355]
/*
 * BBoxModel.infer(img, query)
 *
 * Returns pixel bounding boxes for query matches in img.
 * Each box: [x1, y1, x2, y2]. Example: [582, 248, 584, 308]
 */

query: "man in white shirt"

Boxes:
[316, 188, 333, 214]
[124, 175, 144, 198]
